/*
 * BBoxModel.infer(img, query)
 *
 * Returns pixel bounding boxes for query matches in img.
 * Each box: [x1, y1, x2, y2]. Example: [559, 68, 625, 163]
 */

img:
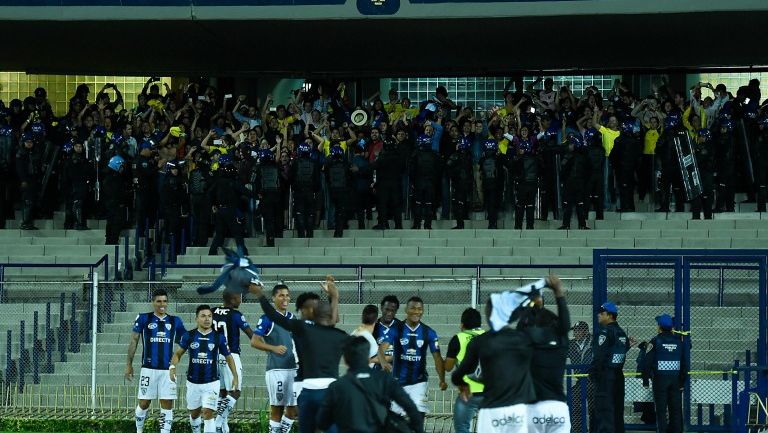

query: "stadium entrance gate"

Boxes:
[592, 249, 767, 433]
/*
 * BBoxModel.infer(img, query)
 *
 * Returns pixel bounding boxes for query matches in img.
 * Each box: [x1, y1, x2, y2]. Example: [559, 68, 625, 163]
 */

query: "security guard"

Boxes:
[756, 116, 768, 212]
[445, 137, 473, 229]
[692, 129, 716, 220]
[16, 132, 42, 230]
[103, 155, 127, 245]
[324, 145, 352, 238]
[511, 138, 539, 230]
[361, 138, 405, 230]
[289, 142, 321, 238]
[253, 149, 283, 246]
[409, 135, 441, 230]
[610, 119, 642, 212]
[584, 128, 605, 220]
[478, 139, 505, 229]
[443, 308, 485, 433]
[591, 301, 630, 433]
[208, 155, 249, 254]
[639, 314, 687, 433]
[656, 113, 687, 213]
[559, 134, 591, 230]
[159, 160, 187, 260]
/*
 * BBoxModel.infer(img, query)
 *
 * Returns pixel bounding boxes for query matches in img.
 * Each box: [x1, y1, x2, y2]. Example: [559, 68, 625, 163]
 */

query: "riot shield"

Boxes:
[38, 143, 60, 203]
[673, 132, 703, 202]
[736, 119, 755, 184]
[554, 152, 562, 219]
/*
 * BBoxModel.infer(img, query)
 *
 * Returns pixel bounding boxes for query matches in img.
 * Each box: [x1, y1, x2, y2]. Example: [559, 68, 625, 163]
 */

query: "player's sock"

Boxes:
[269, 420, 283, 433]
[203, 418, 216, 433]
[222, 395, 237, 422]
[214, 397, 227, 429]
[280, 415, 295, 433]
[159, 409, 173, 433]
[135, 406, 148, 433]
[190, 416, 202, 433]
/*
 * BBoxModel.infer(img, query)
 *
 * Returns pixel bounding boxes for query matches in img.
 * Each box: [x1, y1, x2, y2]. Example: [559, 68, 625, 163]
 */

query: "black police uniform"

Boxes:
[656, 128, 687, 212]
[133, 152, 158, 240]
[610, 133, 642, 212]
[208, 168, 249, 254]
[409, 148, 441, 230]
[756, 128, 768, 212]
[586, 140, 606, 220]
[16, 144, 42, 230]
[591, 321, 630, 433]
[692, 137, 716, 219]
[714, 126, 736, 212]
[538, 136, 564, 221]
[62, 151, 93, 230]
[188, 162, 212, 247]
[102, 167, 126, 245]
[160, 170, 188, 259]
[253, 159, 283, 247]
[445, 148, 473, 229]
[324, 157, 352, 237]
[512, 151, 540, 230]
[640, 332, 687, 433]
[364, 143, 405, 230]
[289, 155, 321, 238]
[560, 146, 591, 229]
[478, 151, 505, 229]
[0, 132, 13, 229]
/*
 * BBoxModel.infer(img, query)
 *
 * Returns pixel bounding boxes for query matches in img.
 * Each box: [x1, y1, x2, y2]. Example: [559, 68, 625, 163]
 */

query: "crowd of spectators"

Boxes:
[0, 75, 765, 251]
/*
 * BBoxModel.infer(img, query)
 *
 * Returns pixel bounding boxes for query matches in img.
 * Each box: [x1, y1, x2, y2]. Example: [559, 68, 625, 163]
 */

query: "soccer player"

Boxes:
[378, 296, 446, 430]
[212, 290, 256, 433]
[372, 295, 401, 370]
[170, 305, 239, 433]
[251, 284, 299, 433]
[125, 289, 186, 433]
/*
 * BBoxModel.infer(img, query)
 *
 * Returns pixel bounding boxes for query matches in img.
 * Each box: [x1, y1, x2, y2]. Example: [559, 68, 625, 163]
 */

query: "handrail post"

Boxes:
[91, 271, 99, 414]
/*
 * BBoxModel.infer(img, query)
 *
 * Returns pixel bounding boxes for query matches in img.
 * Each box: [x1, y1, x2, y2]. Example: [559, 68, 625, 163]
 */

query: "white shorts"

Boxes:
[186, 380, 221, 410]
[293, 380, 303, 401]
[265, 369, 298, 407]
[477, 404, 529, 433]
[527, 400, 570, 433]
[137, 367, 177, 400]
[391, 381, 429, 415]
[218, 353, 243, 391]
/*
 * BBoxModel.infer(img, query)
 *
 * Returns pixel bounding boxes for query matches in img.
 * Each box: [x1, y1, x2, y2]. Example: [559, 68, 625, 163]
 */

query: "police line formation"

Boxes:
[0, 78, 766, 251]
[126, 249, 688, 433]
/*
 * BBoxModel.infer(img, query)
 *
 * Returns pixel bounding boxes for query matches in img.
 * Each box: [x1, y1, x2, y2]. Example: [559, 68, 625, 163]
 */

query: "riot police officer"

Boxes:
[511, 138, 539, 230]
[62, 141, 93, 230]
[591, 302, 630, 433]
[253, 149, 284, 246]
[656, 113, 687, 212]
[478, 139, 504, 229]
[103, 155, 127, 244]
[188, 150, 212, 247]
[324, 145, 352, 237]
[584, 127, 605, 220]
[16, 132, 42, 230]
[133, 140, 158, 245]
[611, 119, 642, 212]
[692, 129, 716, 220]
[0, 124, 13, 229]
[160, 160, 188, 260]
[289, 142, 321, 238]
[445, 137, 473, 229]
[715, 117, 737, 212]
[638, 314, 687, 433]
[409, 135, 442, 230]
[756, 116, 768, 212]
[537, 126, 563, 221]
[209, 154, 249, 254]
[359, 138, 405, 230]
[559, 135, 591, 230]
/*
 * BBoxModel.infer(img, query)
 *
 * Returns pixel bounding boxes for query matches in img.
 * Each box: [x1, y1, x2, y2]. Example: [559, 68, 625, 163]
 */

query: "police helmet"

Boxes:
[665, 112, 681, 129]
[258, 149, 275, 162]
[9, 99, 22, 109]
[582, 128, 598, 143]
[717, 111, 732, 123]
[108, 155, 125, 172]
[621, 119, 636, 134]
[0, 125, 12, 137]
[383, 138, 397, 152]
[417, 134, 432, 150]
[457, 136, 471, 152]
[758, 116, 768, 128]
[483, 139, 498, 153]
[34, 87, 47, 99]
[218, 154, 234, 166]
[697, 128, 713, 141]
[22, 132, 35, 143]
[567, 134, 584, 149]
[139, 139, 153, 151]
[30, 122, 45, 137]
[542, 127, 559, 141]
[220, 163, 237, 175]
[111, 133, 123, 145]
[720, 119, 734, 132]
[297, 142, 312, 157]
[62, 141, 74, 154]
[92, 125, 107, 138]
[329, 145, 344, 159]
[517, 139, 533, 155]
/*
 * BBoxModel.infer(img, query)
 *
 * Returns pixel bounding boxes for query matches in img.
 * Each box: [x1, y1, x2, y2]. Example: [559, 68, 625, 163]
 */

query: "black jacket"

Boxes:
[317, 367, 424, 433]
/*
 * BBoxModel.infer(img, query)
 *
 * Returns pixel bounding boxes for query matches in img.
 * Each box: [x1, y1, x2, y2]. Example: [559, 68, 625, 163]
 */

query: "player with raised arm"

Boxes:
[125, 289, 186, 433]
[170, 305, 239, 433]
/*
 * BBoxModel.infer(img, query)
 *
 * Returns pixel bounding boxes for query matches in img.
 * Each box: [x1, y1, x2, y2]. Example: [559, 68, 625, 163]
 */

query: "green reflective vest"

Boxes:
[456, 328, 485, 394]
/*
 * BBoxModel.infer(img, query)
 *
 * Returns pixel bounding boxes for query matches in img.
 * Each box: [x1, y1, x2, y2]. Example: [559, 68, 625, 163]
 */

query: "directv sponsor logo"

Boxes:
[532, 416, 567, 425]
[491, 414, 524, 427]
[150, 337, 171, 343]
[192, 358, 214, 365]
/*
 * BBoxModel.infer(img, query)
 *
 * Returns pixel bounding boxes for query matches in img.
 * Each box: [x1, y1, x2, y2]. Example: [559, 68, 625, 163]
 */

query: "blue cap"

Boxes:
[656, 314, 673, 330]
[600, 302, 618, 314]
